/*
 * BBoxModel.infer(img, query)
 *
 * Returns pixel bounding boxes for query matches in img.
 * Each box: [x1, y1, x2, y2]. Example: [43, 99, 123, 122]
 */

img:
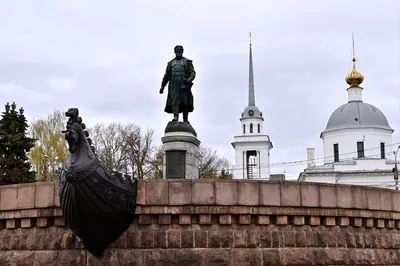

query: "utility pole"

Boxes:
[393, 145, 400, 190]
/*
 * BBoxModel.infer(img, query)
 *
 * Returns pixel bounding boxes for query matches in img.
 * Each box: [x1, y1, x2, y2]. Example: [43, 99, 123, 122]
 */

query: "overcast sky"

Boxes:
[0, 0, 399, 179]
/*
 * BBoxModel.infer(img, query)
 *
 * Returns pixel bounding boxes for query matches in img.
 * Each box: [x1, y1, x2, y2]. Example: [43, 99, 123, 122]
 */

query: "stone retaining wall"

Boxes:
[0, 180, 399, 265]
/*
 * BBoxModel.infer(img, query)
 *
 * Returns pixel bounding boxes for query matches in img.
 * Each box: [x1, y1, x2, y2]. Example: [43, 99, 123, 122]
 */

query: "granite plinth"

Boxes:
[161, 123, 200, 179]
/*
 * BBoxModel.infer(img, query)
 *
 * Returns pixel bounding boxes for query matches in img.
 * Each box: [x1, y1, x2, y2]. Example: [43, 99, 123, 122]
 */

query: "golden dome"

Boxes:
[345, 56, 364, 87]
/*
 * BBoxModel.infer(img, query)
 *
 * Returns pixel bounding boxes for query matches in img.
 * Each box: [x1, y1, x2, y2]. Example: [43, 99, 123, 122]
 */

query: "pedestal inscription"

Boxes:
[166, 150, 186, 179]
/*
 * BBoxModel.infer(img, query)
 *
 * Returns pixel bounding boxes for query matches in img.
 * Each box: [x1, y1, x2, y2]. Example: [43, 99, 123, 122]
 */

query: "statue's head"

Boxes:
[174, 45, 184, 58]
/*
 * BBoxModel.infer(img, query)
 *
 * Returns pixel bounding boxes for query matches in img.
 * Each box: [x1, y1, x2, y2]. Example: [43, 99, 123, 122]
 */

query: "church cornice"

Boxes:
[240, 116, 264, 122]
[231, 139, 273, 149]
[320, 126, 394, 139]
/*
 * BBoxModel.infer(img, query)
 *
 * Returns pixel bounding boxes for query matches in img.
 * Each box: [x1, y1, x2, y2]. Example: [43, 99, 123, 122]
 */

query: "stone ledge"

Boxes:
[139, 179, 400, 211]
[0, 182, 59, 211]
[0, 208, 62, 219]
[134, 213, 400, 229]
[1, 210, 400, 230]
[2, 180, 400, 212]
[136, 205, 400, 219]
[1, 180, 400, 213]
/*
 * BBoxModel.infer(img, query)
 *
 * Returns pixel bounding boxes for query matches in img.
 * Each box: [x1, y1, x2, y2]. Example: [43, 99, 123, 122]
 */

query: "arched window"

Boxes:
[243, 124, 246, 134]
[257, 124, 260, 133]
[250, 123, 253, 133]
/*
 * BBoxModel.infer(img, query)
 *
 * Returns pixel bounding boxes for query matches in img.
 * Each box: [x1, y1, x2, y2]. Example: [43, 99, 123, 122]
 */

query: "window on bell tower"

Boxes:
[250, 123, 253, 133]
[243, 124, 246, 134]
[257, 124, 260, 133]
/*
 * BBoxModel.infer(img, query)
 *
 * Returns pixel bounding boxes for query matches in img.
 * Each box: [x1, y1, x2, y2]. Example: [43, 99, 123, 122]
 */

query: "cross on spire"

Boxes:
[249, 32, 252, 46]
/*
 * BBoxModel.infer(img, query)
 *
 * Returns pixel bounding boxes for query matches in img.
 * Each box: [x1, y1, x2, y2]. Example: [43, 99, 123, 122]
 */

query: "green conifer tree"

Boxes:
[0, 102, 36, 185]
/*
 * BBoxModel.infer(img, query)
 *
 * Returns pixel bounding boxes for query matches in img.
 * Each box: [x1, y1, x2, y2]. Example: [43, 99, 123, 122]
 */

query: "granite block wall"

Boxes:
[0, 180, 399, 265]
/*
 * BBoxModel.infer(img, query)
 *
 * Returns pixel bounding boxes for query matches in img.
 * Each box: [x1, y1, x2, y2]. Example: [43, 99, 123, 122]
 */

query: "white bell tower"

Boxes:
[231, 33, 273, 179]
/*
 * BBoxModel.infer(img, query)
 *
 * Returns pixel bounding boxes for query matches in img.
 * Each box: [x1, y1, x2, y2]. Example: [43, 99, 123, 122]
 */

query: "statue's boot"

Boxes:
[183, 112, 190, 124]
[172, 106, 179, 122]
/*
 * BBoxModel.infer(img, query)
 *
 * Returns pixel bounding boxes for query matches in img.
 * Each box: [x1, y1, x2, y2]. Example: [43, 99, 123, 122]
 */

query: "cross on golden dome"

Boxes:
[345, 34, 364, 87]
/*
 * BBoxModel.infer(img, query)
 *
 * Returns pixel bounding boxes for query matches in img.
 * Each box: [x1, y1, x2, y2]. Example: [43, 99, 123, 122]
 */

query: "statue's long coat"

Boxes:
[161, 57, 196, 114]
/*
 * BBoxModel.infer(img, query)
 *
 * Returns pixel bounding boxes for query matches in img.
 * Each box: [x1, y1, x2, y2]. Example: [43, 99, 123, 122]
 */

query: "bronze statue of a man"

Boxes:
[159, 45, 196, 124]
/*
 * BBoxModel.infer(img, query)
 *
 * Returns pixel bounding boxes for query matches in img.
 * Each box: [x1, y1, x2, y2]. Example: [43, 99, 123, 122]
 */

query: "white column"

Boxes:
[243, 151, 246, 179]
[257, 150, 261, 178]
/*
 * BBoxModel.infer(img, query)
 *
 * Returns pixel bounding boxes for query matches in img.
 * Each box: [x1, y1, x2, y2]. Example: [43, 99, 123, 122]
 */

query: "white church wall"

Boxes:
[234, 149, 245, 179]
[301, 128, 396, 187]
[302, 172, 396, 189]
[332, 159, 394, 172]
[300, 175, 336, 184]
[347, 87, 363, 102]
[336, 174, 395, 188]
[259, 148, 270, 178]
[322, 128, 393, 164]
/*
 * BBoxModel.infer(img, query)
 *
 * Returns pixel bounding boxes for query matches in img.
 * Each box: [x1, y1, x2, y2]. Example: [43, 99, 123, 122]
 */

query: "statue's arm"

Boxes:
[187, 61, 196, 82]
[161, 64, 170, 88]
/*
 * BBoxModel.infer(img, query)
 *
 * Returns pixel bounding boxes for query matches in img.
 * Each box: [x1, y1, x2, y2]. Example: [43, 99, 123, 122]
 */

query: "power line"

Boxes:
[227, 142, 400, 169]
[218, 142, 400, 172]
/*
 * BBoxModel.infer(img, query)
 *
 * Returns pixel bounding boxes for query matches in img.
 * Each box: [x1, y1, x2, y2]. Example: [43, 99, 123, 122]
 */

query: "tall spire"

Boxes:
[248, 32, 255, 106]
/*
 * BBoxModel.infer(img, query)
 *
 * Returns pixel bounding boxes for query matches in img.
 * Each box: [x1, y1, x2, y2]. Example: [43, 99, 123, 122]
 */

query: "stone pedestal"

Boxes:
[161, 121, 201, 179]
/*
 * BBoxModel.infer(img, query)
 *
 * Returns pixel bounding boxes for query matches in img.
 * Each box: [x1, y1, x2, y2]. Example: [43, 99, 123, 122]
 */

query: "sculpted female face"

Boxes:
[174, 46, 184, 57]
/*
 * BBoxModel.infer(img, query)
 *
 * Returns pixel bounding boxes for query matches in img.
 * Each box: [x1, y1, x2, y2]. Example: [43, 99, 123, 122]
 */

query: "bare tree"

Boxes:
[88, 123, 230, 179]
[122, 127, 155, 179]
[88, 123, 131, 173]
[198, 146, 231, 179]
[88, 123, 157, 179]
[148, 145, 164, 179]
